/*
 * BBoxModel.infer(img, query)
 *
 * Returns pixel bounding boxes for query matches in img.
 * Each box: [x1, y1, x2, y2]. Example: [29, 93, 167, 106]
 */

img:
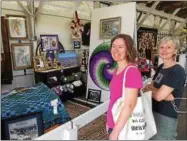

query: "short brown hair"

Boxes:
[110, 34, 137, 63]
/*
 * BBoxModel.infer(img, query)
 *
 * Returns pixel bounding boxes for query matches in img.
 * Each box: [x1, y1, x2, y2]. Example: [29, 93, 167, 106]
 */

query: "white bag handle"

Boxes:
[171, 98, 187, 114]
[122, 65, 137, 99]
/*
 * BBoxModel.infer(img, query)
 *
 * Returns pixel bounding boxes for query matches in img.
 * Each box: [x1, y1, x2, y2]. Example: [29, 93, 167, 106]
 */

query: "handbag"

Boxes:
[112, 66, 157, 140]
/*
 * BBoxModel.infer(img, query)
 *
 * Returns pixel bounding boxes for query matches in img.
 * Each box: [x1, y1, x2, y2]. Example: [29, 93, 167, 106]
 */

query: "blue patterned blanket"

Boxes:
[1, 83, 71, 130]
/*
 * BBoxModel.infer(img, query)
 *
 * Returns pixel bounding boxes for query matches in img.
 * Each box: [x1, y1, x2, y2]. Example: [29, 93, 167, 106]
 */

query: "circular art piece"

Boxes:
[89, 41, 117, 91]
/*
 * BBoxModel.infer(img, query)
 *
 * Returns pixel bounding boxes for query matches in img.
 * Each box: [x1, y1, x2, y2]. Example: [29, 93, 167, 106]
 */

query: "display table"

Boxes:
[34, 69, 62, 88]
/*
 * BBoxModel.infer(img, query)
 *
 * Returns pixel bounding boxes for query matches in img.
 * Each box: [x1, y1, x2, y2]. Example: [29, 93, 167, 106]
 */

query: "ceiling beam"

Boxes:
[137, 12, 143, 22]
[137, 4, 187, 24]
[34, 2, 42, 18]
[159, 8, 181, 31]
[153, 15, 162, 29]
[17, 1, 31, 15]
[174, 22, 187, 33]
[138, 1, 160, 27]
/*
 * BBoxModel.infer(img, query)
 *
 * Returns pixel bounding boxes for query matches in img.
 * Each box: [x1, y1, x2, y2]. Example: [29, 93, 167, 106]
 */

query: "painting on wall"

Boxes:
[137, 27, 158, 60]
[11, 43, 32, 70]
[89, 42, 117, 91]
[40, 35, 59, 51]
[100, 17, 121, 39]
[6, 15, 28, 39]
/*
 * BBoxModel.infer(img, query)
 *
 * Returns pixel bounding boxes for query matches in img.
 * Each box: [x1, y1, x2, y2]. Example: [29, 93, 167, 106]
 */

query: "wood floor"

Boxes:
[64, 86, 187, 140]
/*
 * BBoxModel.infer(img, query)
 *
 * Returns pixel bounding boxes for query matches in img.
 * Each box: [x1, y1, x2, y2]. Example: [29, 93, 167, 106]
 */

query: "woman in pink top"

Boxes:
[106, 34, 143, 140]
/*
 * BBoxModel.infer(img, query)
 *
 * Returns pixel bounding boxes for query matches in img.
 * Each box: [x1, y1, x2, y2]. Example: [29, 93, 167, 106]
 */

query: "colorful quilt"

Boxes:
[1, 83, 71, 130]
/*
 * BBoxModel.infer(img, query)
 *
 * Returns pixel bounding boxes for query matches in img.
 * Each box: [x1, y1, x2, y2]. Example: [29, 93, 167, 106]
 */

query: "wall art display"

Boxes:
[1, 112, 44, 140]
[70, 11, 84, 40]
[87, 89, 101, 103]
[73, 40, 81, 49]
[82, 22, 91, 46]
[137, 27, 158, 60]
[40, 35, 59, 51]
[11, 43, 32, 70]
[33, 56, 46, 72]
[89, 42, 117, 91]
[6, 15, 28, 39]
[100, 17, 121, 39]
[56, 51, 79, 68]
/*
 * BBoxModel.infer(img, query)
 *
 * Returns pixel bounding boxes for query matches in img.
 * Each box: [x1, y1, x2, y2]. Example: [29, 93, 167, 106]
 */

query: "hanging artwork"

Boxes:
[89, 42, 117, 91]
[137, 27, 158, 60]
[100, 17, 121, 39]
[82, 22, 91, 46]
[70, 11, 84, 41]
[6, 15, 28, 39]
[11, 43, 32, 70]
[40, 35, 59, 51]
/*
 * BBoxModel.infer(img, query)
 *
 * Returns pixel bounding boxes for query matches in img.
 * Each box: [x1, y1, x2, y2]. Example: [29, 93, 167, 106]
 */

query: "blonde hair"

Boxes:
[158, 36, 180, 60]
[158, 36, 180, 50]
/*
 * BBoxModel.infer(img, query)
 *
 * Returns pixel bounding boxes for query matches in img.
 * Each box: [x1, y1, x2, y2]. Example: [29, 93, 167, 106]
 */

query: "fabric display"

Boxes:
[1, 83, 71, 130]
[52, 80, 85, 102]
[137, 27, 158, 60]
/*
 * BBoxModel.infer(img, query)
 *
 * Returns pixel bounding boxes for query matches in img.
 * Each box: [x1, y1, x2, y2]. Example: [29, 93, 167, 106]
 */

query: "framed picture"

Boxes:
[100, 17, 121, 39]
[87, 89, 101, 103]
[137, 27, 158, 60]
[6, 15, 28, 39]
[73, 40, 81, 49]
[1, 112, 44, 140]
[11, 43, 32, 70]
[33, 55, 46, 72]
[40, 35, 59, 51]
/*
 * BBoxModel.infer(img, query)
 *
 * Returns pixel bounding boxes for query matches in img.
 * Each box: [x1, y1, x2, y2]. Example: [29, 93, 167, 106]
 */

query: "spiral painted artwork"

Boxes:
[89, 42, 117, 91]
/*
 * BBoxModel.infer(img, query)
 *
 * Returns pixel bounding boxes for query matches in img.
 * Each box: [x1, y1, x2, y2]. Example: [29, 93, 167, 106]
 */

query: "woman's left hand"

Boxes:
[109, 130, 119, 140]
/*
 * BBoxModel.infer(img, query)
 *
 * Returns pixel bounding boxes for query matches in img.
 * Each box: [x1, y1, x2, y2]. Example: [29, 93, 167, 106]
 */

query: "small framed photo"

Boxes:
[40, 35, 59, 51]
[1, 112, 44, 140]
[100, 17, 121, 39]
[33, 55, 46, 72]
[6, 15, 28, 39]
[73, 40, 81, 49]
[11, 43, 32, 70]
[87, 89, 101, 103]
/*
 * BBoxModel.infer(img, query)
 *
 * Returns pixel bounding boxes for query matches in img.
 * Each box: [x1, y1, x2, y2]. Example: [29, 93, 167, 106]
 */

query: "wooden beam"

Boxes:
[17, 1, 31, 15]
[138, 1, 160, 27]
[174, 22, 186, 33]
[94, 1, 100, 8]
[159, 8, 181, 31]
[34, 2, 42, 18]
[137, 12, 142, 22]
[137, 4, 187, 24]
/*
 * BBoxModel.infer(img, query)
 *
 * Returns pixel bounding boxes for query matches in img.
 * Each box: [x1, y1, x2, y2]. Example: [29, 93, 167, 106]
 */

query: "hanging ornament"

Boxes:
[70, 11, 84, 40]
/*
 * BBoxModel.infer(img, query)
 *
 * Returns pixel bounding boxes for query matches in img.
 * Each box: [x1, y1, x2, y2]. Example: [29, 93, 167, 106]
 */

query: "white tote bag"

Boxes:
[112, 66, 157, 140]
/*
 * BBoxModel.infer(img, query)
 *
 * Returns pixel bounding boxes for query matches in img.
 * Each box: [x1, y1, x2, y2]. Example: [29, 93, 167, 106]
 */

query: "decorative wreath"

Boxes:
[70, 11, 84, 39]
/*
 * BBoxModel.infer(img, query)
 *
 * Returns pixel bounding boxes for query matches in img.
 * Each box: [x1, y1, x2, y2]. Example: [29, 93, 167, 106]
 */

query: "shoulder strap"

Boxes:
[122, 65, 137, 99]
[153, 63, 163, 80]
